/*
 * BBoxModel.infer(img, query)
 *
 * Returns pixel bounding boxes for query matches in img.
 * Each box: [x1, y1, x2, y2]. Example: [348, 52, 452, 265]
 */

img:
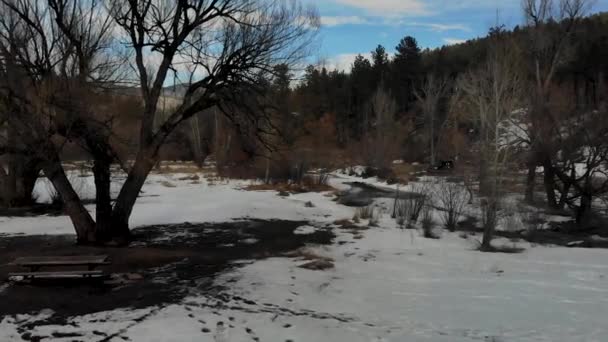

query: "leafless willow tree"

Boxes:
[521, 0, 593, 205]
[0, 0, 134, 241]
[415, 74, 449, 166]
[457, 36, 523, 251]
[1, 0, 319, 244]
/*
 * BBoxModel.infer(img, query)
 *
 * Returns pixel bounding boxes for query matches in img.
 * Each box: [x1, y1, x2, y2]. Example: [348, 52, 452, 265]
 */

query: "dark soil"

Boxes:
[0, 203, 67, 217]
[0, 220, 334, 319]
[456, 215, 608, 249]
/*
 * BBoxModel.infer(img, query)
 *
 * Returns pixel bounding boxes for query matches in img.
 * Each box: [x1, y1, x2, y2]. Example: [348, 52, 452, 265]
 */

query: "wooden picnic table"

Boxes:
[9, 255, 110, 280]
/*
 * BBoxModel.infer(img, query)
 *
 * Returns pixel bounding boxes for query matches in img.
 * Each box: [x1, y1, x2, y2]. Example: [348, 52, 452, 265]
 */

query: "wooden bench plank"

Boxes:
[11, 255, 109, 267]
[9, 270, 106, 279]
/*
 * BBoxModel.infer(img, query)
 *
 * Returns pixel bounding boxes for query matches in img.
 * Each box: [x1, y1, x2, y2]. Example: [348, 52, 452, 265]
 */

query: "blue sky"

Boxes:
[303, 0, 608, 71]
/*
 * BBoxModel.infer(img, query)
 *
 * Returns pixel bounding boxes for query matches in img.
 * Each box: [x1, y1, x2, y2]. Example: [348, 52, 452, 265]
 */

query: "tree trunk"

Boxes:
[110, 149, 156, 241]
[543, 160, 558, 209]
[576, 193, 592, 226]
[430, 111, 435, 166]
[557, 181, 571, 210]
[93, 157, 113, 242]
[6, 152, 17, 206]
[525, 162, 536, 203]
[481, 199, 497, 251]
[43, 157, 96, 243]
[479, 153, 488, 196]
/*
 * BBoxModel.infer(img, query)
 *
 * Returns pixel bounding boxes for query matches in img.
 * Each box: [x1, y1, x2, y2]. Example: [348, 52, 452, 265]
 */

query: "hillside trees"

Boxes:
[392, 36, 421, 113]
[415, 75, 449, 166]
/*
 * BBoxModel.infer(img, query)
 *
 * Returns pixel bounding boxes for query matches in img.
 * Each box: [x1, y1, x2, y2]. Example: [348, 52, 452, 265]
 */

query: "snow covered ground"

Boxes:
[1, 168, 608, 341]
[0, 171, 352, 236]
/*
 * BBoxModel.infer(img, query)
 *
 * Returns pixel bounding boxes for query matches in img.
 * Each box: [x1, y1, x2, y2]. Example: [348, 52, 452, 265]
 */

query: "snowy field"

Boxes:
[1, 168, 608, 341]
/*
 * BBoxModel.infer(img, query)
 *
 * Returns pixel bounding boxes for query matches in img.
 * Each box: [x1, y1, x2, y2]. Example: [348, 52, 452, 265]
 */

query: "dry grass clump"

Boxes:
[178, 174, 200, 181]
[159, 180, 177, 188]
[283, 247, 334, 262]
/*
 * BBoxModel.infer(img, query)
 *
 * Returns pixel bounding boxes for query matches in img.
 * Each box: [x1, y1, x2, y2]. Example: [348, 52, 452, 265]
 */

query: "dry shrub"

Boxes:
[435, 180, 469, 231]
[159, 180, 177, 188]
[356, 205, 376, 220]
[353, 205, 381, 227]
[393, 182, 430, 228]
[178, 174, 200, 181]
[283, 247, 334, 262]
[333, 219, 355, 228]
[393, 199, 412, 228]
[421, 204, 437, 238]
[303, 170, 330, 186]
[298, 259, 334, 270]
[368, 212, 380, 227]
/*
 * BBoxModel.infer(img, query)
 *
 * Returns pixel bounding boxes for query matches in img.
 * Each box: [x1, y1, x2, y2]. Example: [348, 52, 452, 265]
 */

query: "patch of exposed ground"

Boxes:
[0, 220, 334, 319]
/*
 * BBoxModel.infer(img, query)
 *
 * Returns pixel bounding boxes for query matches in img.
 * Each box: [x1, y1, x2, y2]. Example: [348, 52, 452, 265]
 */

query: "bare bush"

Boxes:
[356, 205, 376, 220]
[393, 199, 412, 228]
[435, 180, 469, 231]
[408, 183, 431, 221]
[368, 210, 381, 227]
[303, 170, 330, 186]
[393, 182, 430, 228]
[420, 203, 436, 239]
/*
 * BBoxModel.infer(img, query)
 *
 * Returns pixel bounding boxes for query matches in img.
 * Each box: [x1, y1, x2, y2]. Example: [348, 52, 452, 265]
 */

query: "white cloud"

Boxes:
[324, 53, 363, 72]
[333, 0, 429, 17]
[323, 0, 520, 18]
[406, 22, 471, 32]
[323, 52, 394, 72]
[443, 38, 467, 45]
[321, 15, 369, 27]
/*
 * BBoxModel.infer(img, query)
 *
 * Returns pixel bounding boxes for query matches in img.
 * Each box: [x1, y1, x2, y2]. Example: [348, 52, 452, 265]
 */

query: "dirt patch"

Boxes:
[298, 260, 334, 270]
[456, 215, 608, 249]
[0, 220, 334, 318]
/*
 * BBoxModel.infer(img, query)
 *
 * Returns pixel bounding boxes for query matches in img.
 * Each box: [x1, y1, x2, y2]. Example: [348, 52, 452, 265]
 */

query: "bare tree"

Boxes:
[415, 74, 449, 166]
[366, 84, 397, 168]
[107, 0, 318, 242]
[456, 35, 523, 250]
[551, 110, 608, 224]
[0, 0, 134, 242]
[1, 0, 319, 244]
[521, 0, 593, 205]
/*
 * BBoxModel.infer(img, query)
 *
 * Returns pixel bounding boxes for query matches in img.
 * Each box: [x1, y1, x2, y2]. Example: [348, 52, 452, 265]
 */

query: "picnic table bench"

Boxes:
[8, 255, 110, 281]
